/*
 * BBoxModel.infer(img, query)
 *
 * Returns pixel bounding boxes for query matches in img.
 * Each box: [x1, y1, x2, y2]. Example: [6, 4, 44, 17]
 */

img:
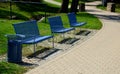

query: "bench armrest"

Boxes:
[5, 34, 25, 40]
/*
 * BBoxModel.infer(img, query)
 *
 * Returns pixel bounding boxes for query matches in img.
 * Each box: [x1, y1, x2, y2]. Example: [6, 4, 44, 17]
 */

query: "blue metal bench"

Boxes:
[6, 20, 54, 53]
[48, 16, 75, 43]
[67, 12, 87, 27]
[48, 16, 75, 34]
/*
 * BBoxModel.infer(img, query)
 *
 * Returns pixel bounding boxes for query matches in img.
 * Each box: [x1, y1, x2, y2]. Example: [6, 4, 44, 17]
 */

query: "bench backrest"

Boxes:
[13, 20, 40, 39]
[48, 16, 64, 32]
[67, 12, 77, 25]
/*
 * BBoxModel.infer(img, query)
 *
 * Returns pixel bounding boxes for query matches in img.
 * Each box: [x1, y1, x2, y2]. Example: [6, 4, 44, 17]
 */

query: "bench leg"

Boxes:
[33, 44, 36, 53]
[63, 33, 65, 39]
[52, 37, 54, 48]
[52, 33, 55, 48]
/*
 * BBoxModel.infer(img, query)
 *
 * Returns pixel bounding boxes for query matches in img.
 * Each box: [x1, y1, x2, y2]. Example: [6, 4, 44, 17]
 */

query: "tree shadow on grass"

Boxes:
[0, 2, 60, 20]
[0, 9, 29, 20]
[76, 12, 97, 19]
[14, 2, 60, 20]
[16, 3, 60, 13]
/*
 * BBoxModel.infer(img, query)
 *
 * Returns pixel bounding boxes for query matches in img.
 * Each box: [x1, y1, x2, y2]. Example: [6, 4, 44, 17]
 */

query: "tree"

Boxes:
[102, 0, 120, 6]
[59, 0, 69, 13]
[70, 0, 79, 13]
[112, 0, 120, 3]
[102, 0, 107, 6]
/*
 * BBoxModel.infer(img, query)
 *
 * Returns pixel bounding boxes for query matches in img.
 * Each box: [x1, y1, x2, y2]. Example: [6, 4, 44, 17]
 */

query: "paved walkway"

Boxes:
[25, 1, 120, 74]
[44, 0, 61, 6]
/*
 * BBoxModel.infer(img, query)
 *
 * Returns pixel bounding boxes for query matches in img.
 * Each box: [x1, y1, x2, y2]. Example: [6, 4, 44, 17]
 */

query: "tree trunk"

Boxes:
[59, 0, 69, 13]
[113, 0, 120, 3]
[102, 0, 107, 6]
[70, 0, 79, 13]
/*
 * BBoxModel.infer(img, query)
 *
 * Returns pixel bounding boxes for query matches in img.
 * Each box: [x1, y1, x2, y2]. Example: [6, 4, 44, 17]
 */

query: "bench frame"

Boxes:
[6, 20, 54, 53]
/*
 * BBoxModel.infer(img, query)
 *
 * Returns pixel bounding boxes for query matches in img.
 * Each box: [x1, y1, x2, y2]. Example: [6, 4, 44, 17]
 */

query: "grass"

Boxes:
[97, 5, 106, 10]
[59, 12, 102, 29]
[54, 0, 101, 3]
[0, 2, 60, 20]
[0, 3, 59, 73]
[76, 12, 102, 29]
[54, 0, 72, 3]
[97, 4, 120, 13]
[0, 1, 102, 74]
[0, 0, 102, 55]
[0, 12, 102, 55]
[116, 4, 120, 13]
[0, 1, 60, 55]
[0, 62, 27, 74]
[0, 16, 102, 55]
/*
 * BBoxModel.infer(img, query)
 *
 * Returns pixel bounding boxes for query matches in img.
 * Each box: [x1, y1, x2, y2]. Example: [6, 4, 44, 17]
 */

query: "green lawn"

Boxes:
[0, 12, 102, 55]
[0, 1, 102, 55]
[54, 0, 101, 3]
[97, 4, 120, 13]
[0, 1, 59, 55]
[0, 2, 60, 74]
[0, 1, 102, 74]
[0, 13, 102, 74]
[60, 12, 102, 29]
[0, 62, 27, 74]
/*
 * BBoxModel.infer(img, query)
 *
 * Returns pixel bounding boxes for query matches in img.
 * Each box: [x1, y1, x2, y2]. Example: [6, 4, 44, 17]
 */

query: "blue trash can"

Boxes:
[7, 40, 22, 63]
